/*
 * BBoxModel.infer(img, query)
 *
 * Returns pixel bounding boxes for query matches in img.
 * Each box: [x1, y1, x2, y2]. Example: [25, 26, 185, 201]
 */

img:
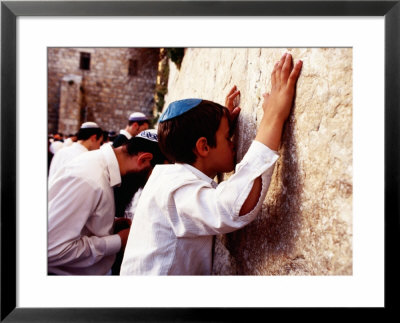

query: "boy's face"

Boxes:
[207, 115, 235, 175]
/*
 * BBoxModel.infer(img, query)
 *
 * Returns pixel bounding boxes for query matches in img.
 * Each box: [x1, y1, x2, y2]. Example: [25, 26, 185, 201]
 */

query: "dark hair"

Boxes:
[157, 100, 230, 164]
[114, 171, 148, 218]
[102, 130, 109, 142]
[77, 127, 103, 141]
[124, 136, 166, 167]
[128, 120, 149, 127]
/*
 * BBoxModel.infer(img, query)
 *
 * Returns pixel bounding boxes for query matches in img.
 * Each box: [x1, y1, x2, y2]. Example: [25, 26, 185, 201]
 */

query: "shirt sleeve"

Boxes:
[48, 176, 121, 268]
[168, 140, 279, 237]
[48, 149, 63, 180]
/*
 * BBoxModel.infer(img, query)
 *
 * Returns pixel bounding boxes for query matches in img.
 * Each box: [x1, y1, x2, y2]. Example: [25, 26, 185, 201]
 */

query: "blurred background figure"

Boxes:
[63, 133, 78, 148]
[49, 133, 64, 155]
[108, 131, 117, 144]
[48, 122, 103, 180]
[112, 112, 150, 148]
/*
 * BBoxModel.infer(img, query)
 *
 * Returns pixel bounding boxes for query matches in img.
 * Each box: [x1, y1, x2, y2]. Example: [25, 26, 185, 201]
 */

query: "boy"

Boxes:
[120, 53, 302, 275]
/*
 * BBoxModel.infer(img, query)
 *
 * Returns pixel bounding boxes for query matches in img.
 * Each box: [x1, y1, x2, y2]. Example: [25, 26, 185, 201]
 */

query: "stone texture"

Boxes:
[164, 48, 352, 275]
[58, 75, 83, 135]
[48, 48, 159, 134]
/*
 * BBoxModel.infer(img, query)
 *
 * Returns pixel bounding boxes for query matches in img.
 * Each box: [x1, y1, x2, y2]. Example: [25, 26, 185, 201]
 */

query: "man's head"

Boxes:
[114, 129, 164, 217]
[108, 131, 117, 142]
[126, 112, 150, 137]
[53, 133, 63, 141]
[157, 99, 235, 174]
[116, 129, 166, 176]
[77, 121, 104, 150]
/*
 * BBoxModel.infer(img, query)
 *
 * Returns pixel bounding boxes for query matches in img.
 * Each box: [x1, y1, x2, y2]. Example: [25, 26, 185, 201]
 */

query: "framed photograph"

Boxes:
[1, 0, 399, 321]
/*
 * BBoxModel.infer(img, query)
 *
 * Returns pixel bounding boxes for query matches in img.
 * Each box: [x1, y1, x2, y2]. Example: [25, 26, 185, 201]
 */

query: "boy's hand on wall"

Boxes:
[225, 85, 241, 123]
[256, 53, 302, 151]
[263, 53, 302, 123]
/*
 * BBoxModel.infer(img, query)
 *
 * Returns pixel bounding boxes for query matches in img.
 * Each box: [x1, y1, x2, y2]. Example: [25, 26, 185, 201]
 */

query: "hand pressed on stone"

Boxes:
[255, 53, 302, 151]
[262, 53, 302, 123]
[225, 85, 241, 123]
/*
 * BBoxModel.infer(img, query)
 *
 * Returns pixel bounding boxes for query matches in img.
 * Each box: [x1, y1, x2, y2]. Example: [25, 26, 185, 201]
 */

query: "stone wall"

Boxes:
[164, 48, 352, 275]
[48, 48, 159, 135]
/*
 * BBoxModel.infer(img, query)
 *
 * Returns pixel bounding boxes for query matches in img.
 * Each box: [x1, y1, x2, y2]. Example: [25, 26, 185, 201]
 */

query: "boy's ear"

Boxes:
[194, 137, 209, 158]
[137, 152, 153, 166]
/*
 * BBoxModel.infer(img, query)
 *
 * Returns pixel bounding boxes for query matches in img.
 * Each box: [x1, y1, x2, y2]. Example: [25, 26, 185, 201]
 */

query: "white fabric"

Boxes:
[120, 140, 279, 275]
[48, 144, 122, 275]
[63, 137, 74, 147]
[124, 188, 143, 221]
[119, 129, 132, 140]
[48, 142, 88, 180]
[49, 140, 64, 154]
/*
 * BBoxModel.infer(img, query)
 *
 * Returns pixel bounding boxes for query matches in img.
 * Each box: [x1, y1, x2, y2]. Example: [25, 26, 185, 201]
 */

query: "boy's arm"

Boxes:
[240, 53, 302, 216]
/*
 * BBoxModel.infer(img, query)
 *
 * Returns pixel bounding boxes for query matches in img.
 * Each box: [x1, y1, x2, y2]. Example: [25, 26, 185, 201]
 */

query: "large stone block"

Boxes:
[48, 48, 159, 133]
[164, 48, 352, 275]
[58, 74, 83, 135]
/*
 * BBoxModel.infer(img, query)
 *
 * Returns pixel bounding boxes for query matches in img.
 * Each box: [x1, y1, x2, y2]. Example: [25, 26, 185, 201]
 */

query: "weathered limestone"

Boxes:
[58, 74, 83, 135]
[164, 48, 352, 275]
[48, 48, 159, 134]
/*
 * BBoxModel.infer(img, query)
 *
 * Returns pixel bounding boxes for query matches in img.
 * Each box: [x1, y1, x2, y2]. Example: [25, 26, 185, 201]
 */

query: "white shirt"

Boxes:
[120, 140, 279, 275]
[119, 129, 132, 140]
[48, 144, 122, 275]
[49, 140, 64, 154]
[48, 142, 88, 180]
[124, 188, 143, 221]
[63, 137, 75, 147]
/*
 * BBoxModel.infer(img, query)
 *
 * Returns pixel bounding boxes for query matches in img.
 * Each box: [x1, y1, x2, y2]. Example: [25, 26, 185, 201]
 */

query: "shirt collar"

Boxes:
[180, 163, 218, 189]
[120, 129, 132, 140]
[75, 142, 88, 152]
[101, 144, 121, 187]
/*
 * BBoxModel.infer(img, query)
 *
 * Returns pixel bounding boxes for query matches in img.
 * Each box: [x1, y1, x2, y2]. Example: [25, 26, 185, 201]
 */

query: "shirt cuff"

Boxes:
[237, 140, 279, 174]
[103, 234, 122, 256]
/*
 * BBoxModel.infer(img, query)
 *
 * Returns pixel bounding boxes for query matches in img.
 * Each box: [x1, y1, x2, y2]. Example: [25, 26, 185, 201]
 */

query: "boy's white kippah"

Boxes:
[159, 98, 202, 122]
[129, 112, 148, 122]
[80, 121, 100, 129]
[136, 129, 158, 142]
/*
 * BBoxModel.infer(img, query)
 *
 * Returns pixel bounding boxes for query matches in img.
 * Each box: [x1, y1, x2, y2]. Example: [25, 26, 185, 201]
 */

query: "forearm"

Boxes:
[48, 234, 121, 268]
[243, 117, 284, 215]
[255, 114, 285, 151]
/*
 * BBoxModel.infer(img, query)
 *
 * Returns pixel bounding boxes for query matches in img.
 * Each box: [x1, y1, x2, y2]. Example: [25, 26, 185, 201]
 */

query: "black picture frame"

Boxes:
[1, 0, 399, 321]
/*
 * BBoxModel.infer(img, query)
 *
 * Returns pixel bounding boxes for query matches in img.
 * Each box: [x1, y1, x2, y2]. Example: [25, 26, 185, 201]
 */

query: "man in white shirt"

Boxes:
[49, 133, 64, 155]
[63, 133, 78, 147]
[48, 122, 103, 180]
[48, 129, 165, 275]
[112, 112, 150, 148]
[120, 53, 303, 275]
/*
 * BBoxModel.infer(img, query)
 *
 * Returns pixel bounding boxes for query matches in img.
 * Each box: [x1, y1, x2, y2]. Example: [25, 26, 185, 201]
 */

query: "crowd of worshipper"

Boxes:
[47, 53, 303, 275]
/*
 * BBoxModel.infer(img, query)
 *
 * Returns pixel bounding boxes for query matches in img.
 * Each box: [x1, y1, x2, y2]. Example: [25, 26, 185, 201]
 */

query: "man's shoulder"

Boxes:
[65, 148, 105, 174]
[112, 134, 128, 148]
[56, 144, 79, 156]
[153, 163, 190, 176]
[115, 133, 127, 139]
